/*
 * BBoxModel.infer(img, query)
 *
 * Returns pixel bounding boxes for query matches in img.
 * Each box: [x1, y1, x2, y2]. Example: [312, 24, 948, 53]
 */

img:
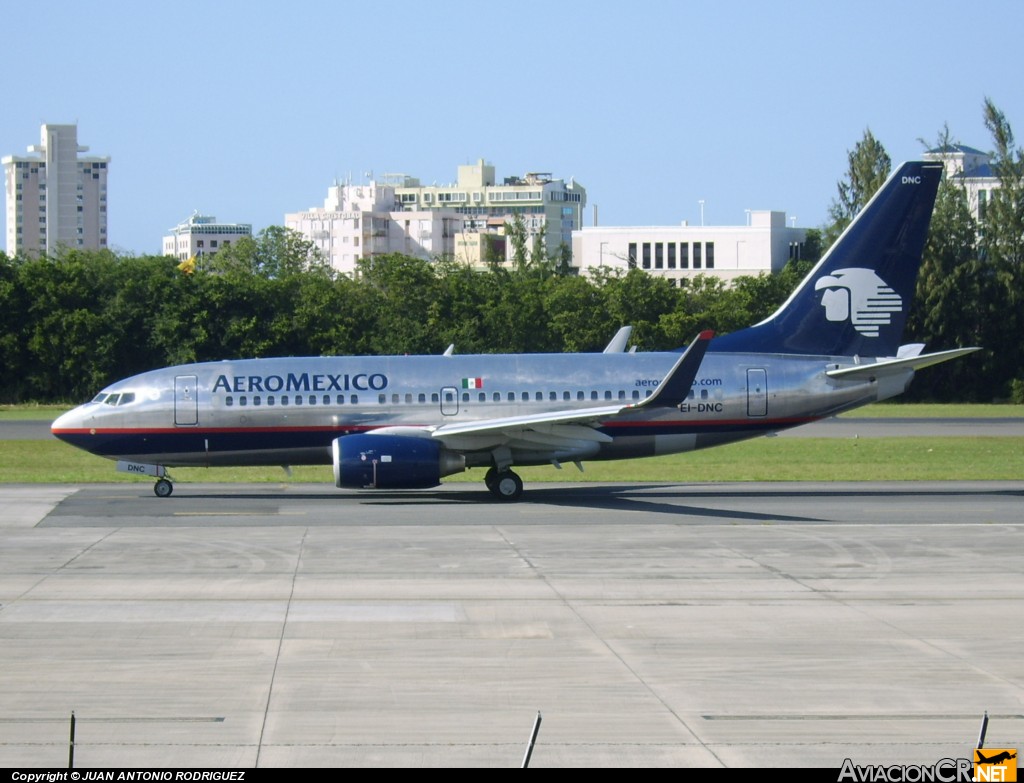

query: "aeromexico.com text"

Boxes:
[212, 373, 388, 394]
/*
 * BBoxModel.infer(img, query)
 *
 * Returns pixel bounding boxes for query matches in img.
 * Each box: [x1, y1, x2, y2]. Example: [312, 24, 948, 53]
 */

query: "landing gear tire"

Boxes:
[154, 478, 174, 498]
[488, 470, 523, 502]
[484, 467, 499, 492]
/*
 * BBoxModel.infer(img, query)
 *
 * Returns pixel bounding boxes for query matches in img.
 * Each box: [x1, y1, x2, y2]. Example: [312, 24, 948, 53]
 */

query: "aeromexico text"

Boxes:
[212, 372, 388, 394]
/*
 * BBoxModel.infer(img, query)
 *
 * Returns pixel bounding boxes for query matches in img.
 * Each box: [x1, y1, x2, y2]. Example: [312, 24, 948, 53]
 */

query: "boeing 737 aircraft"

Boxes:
[52, 161, 978, 500]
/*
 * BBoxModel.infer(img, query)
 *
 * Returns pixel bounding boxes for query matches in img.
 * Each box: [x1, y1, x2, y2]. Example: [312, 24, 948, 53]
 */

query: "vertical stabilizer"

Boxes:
[710, 161, 944, 357]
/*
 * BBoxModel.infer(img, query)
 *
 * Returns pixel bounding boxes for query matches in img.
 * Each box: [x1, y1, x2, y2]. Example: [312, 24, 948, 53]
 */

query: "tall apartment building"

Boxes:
[163, 212, 252, 261]
[3, 123, 110, 255]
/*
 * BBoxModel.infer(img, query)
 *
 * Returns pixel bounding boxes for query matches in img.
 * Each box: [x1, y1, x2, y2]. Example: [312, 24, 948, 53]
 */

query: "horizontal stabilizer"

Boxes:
[826, 347, 980, 381]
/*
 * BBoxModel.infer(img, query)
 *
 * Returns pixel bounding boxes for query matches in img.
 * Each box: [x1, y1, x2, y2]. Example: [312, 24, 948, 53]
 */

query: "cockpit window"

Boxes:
[100, 391, 136, 406]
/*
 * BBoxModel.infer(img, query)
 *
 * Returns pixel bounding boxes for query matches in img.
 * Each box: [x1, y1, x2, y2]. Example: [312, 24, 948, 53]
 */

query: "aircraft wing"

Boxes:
[426, 331, 714, 447]
[826, 347, 980, 381]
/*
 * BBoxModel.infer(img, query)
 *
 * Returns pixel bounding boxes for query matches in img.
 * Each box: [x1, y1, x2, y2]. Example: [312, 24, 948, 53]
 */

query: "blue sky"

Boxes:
[3, 0, 1022, 256]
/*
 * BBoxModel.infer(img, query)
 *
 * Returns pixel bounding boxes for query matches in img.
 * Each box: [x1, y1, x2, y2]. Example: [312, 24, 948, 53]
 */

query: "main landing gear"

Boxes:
[484, 467, 524, 501]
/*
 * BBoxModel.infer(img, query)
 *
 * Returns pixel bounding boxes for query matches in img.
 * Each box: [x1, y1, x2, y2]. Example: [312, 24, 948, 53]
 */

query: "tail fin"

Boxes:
[710, 161, 944, 357]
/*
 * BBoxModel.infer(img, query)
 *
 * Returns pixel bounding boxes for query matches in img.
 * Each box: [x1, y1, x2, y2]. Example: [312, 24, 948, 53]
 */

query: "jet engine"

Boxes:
[332, 434, 466, 489]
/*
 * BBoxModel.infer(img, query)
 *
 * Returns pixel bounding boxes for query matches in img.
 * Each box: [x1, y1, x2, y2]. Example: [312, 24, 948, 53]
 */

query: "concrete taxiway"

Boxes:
[0, 481, 1022, 768]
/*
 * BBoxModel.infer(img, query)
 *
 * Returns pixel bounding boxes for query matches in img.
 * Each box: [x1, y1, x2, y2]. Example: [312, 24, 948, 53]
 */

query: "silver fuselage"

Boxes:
[51, 350, 906, 469]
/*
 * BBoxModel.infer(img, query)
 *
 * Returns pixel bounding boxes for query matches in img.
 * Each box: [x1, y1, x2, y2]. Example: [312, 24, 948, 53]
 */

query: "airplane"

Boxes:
[51, 160, 979, 501]
[976, 751, 1017, 765]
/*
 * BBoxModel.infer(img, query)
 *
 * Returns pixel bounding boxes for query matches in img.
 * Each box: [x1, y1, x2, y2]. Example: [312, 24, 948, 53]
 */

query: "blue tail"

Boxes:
[710, 161, 944, 357]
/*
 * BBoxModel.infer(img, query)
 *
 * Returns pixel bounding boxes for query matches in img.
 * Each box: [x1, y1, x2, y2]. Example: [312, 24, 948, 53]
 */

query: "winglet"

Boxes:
[634, 331, 714, 408]
[603, 325, 634, 353]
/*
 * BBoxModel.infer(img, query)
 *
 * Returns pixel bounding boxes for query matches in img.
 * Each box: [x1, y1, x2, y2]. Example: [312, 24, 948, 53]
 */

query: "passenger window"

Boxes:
[336, 395, 344, 405]
[507, 392, 515, 401]
[393, 394, 400, 404]
[591, 391, 598, 401]
[577, 391, 585, 401]
[431, 393, 439, 403]
[239, 396, 247, 407]
[225, 396, 233, 407]
[282, 396, 289, 406]
[701, 389, 708, 400]
[254, 396, 261, 406]
[549, 391, 557, 401]
[462, 392, 469, 402]
[632, 390, 640, 400]
[406, 393, 413, 404]
[379, 394, 387, 404]
[419, 393, 427, 403]
[535, 391, 543, 401]
[268, 396, 276, 406]
[604, 391, 612, 400]
[295, 396, 303, 406]
[563, 391, 571, 401]
[618, 390, 626, 400]
[350, 395, 358, 404]
[493, 392, 501, 402]
[323, 395, 330, 405]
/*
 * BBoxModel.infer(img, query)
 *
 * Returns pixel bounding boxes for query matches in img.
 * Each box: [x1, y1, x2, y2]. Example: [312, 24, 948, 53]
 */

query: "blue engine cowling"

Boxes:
[332, 434, 466, 489]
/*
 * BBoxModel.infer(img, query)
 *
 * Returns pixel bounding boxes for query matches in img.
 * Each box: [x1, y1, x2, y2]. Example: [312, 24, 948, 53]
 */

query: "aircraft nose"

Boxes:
[51, 406, 89, 441]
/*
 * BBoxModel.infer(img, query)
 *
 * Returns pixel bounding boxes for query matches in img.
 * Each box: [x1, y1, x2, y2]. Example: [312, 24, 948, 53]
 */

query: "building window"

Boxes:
[654, 243, 664, 269]
[705, 242, 714, 269]
[693, 243, 702, 269]
[978, 190, 987, 222]
[680, 243, 689, 269]
[628, 242, 637, 268]
[642, 242, 651, 269]
[667, 243, 676, 269]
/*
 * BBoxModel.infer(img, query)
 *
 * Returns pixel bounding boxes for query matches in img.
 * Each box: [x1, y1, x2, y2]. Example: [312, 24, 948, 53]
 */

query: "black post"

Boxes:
[977, 711, 989, 750]
[522, 711, 542, 768]
[68, 711, 76, 769]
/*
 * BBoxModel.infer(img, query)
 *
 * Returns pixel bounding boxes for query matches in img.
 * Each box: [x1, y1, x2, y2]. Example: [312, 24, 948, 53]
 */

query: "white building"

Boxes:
[3, 123, 109, 255]
[573, 211, 806, 283]
[163, 213, 252, 261]
[923, 145, 998, 223]
[391, 160, 586, 266]
[285, 182, 462, 274]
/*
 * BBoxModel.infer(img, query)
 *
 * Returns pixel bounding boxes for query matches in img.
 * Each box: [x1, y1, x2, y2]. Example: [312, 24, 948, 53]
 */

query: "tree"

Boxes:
[824, 129, 891, 246]
[979, 98, 1024, 395]
[506, 214, 529, 271]
[209, 226, 326, 278]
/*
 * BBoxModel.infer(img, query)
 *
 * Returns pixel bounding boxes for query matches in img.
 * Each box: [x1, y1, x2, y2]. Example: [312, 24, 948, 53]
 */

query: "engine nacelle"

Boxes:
[332, 434, 466, 490]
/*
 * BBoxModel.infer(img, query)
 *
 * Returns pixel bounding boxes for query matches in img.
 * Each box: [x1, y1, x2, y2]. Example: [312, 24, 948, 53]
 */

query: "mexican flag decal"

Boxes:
[461, 377, 484, 390]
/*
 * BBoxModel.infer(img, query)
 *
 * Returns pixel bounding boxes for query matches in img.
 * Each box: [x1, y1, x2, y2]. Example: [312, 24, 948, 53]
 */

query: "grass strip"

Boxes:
[2, 437, 1020, 484]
